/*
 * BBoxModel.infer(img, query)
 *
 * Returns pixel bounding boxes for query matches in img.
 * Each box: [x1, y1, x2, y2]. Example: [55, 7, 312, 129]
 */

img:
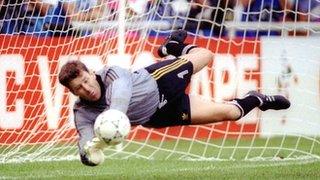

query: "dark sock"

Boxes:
[231, 96, 260, 120]
[165, 42, 197, 57]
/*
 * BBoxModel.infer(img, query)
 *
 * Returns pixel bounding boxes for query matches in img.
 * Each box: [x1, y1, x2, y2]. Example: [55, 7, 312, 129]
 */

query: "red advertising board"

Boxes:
[0, 35, 260, 144]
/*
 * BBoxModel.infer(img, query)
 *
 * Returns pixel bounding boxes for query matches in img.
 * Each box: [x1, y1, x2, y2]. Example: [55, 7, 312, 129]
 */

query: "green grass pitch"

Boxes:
[1, 137, 320, 179]
[1, 159, 320, 179]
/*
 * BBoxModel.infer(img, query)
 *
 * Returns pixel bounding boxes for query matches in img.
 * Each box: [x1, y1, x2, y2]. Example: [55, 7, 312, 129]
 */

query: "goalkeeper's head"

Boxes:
[59, 60, 101, 101]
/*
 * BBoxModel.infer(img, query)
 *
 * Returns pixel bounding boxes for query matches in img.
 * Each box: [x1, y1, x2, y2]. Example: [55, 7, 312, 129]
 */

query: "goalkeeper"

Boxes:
[58, 30, 290, 166]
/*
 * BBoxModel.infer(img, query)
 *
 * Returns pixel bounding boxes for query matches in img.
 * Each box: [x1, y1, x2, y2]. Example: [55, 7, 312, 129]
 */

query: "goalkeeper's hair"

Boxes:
[59, 60, 89, 89]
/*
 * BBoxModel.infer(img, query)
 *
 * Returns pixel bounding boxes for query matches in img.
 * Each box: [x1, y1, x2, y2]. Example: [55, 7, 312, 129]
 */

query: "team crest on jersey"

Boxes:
[181, 113, 189, 121]
[158, 94, 167, 109]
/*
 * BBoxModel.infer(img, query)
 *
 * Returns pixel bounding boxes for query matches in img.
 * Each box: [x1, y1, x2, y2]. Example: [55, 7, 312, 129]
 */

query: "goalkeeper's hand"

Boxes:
[82, 137, 107, 166]
[86, 137, 108, 150]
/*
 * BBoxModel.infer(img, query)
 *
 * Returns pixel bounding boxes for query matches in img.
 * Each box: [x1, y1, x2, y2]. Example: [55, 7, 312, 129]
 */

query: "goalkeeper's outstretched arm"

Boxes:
[76, 113, 106, 166]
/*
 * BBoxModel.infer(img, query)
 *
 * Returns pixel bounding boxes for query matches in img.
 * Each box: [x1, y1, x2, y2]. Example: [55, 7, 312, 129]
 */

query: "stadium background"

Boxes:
[0, 0, 320, 178]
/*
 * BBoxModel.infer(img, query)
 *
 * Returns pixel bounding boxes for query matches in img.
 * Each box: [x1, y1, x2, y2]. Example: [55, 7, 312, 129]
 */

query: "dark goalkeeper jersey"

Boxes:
[74, 66, 159, 156]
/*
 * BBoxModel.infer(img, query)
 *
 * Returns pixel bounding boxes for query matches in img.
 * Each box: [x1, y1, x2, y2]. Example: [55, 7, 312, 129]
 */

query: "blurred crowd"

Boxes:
[0, 0, 319, 37]
[0, 0, 109, 36]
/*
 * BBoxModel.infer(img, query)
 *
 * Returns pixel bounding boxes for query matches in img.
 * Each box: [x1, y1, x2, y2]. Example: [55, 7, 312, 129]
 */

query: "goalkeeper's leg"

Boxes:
[159, 30, 291, 124]
[158, 29, 213, 74]
[189, 91, 290, 124]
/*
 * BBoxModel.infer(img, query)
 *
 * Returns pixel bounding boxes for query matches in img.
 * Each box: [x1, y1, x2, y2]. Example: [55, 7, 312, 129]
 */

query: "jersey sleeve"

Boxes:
[105, 66, 133, 113]
[74, 109, 96, 165]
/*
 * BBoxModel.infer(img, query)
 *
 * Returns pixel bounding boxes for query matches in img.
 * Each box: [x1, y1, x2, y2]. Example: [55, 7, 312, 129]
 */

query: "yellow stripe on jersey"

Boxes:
[151, 58, 188, 80]
[151, 59, 183, 78]
[153, 60, 187, 80]
[151, 58, 184, 76]
[152, 58, 188, 80]
[151, 59, 184, 78]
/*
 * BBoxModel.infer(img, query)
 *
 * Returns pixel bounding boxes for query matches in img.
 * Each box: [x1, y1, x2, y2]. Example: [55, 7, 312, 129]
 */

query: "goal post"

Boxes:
[1, 0, 320, 163]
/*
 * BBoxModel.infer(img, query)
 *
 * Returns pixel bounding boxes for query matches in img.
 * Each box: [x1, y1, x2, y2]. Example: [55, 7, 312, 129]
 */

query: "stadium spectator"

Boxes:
[62, 0, 105, 22]
[0, 0, 26, 34]
[58, 0, 107, 36]
[38, 0, 107, 37]
[295, 0, 320, 22]
[234, 0, 287, 37]
[146, 0, 176, 21]
[40, 0, 70, 37]
[289, 0, 320, 36]
[128, 0, 150, 15]
[21, 0, 54, 36]
[145, 0, 188, 36]
[58, 30, 291, 166]
[185, 0, 234, 37]
[0, 0, 70, 36]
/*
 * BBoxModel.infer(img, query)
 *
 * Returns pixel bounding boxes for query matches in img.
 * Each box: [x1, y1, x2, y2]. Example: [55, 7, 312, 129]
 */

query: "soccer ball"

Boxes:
[94, 109, 131, 145]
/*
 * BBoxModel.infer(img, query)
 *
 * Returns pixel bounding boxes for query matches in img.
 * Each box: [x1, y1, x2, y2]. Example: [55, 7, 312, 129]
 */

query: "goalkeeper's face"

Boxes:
[68, 70, 101, 101]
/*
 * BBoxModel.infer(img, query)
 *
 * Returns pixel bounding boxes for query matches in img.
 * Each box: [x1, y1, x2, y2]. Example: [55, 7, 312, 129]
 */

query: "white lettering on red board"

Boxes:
[0, 53, 259, 129]
[0, 55, 25, 129]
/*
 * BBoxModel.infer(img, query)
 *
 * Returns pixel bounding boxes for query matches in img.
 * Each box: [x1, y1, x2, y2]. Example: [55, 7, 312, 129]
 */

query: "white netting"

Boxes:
[0, 0, 320, 163]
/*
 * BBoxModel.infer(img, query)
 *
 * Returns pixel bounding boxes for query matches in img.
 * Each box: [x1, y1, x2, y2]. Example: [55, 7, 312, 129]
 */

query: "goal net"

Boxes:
[1, 0, 320, 163]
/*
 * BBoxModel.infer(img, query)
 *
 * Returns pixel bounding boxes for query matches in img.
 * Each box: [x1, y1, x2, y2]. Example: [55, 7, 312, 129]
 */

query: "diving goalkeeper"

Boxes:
[58, 30, 290, 166]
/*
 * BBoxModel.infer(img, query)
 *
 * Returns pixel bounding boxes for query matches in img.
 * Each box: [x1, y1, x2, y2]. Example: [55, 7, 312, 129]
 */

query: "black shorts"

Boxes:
[143, 58, 193, 128]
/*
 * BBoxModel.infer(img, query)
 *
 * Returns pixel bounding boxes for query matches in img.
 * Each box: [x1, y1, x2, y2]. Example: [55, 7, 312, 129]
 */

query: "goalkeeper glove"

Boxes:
[82, 137, 107, 166]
